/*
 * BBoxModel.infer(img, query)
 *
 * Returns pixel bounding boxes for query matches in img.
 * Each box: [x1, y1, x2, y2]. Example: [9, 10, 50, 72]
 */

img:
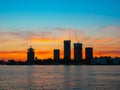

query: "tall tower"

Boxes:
[85, 47, 93, 64]
[74, 43, 82, 63]
[54, 49, 60, 61]
[64, 40, 71, 62]
[27, 46, 35, 64]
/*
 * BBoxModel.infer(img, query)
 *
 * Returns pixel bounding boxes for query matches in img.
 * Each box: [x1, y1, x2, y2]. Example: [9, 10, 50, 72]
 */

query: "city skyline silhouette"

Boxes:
[0, 29, 120, 61]
[0, 1, 120, 90]
[0, 39, 120, 65]
[0, 0, 120, 61]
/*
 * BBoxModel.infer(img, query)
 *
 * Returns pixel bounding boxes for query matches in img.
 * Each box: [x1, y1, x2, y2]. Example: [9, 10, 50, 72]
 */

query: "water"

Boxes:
[0, 65, 120, 90]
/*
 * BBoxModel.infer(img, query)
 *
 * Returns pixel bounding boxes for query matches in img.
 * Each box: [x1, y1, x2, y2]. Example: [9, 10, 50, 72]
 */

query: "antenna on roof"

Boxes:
[69, 28, 71, 40]
[74, 30, 79, 43]
[30, 45, 32, 48]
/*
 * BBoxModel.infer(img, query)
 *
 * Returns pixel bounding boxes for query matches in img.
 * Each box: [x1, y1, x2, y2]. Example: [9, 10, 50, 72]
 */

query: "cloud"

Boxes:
[0, 39, 11, 43]
[0, 28, 87, 44]
[101, 26, 120, 32]
[94, 38, 119, 44]
[95, 50, 120, 55]
[81, 26, 120, 47]
[98, 26, 120, 38]
[0, 51, 26, 61]
[36, 51, 51, 55]
[0, 51, 26, 54]
[30, 38, 54, 42]
[0, 30, 53, 43]
[0, 31, 20, 36]
[0, 27, 120, 60]
[102, 50, 120, 54]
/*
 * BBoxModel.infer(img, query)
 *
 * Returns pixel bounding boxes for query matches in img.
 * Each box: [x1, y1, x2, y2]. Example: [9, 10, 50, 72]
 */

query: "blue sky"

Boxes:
[0, 0, 120, 30]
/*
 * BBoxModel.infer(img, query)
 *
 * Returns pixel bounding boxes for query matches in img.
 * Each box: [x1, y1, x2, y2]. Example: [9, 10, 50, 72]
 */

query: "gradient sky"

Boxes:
[0, 0, 120, 61]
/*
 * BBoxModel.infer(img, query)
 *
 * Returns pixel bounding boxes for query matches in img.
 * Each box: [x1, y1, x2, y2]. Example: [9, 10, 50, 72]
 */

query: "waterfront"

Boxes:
[0, 65, 120, 90]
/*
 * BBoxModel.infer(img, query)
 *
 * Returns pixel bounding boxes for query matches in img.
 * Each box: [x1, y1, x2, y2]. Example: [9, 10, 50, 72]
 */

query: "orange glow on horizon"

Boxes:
[0, 49, 119, 61]
[30, 38, 55, 42]
[0, 27, 120, 61]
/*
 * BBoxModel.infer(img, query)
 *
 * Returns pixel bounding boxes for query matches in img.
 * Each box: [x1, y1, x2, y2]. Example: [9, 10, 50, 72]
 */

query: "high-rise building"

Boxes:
[74, 43, 82, 62]
[85, 47, 93, 64]
[54, 49, 60, 61]
[27, 46, 35, 64]
[64, 40, 71, 61]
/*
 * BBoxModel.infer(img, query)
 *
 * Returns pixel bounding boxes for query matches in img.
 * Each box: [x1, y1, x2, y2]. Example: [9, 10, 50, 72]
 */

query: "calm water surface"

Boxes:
[0, 65, 120, 90]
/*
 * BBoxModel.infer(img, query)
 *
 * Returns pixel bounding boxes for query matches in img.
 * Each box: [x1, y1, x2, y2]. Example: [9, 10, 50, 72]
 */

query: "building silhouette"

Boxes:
[74, 43, 82, 63]
[27, 46, 35, 64]
[85, 47, 93, 64]
[64, 40, 71, 63]
[54, 49, 60, 61]
[1, 39, 120, 65]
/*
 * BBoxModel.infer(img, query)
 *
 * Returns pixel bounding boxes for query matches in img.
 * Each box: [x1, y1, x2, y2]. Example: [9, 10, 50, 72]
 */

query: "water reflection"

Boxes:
[62, 66, 90, 89]
[63, 66, 70, 89]
[26, 66, 35, 89]
[0, 65, 120, 90]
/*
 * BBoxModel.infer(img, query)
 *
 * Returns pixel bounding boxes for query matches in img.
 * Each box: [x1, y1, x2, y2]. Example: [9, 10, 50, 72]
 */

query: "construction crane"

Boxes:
[74, 30, 79, 43]
[68, 28, 71, 40]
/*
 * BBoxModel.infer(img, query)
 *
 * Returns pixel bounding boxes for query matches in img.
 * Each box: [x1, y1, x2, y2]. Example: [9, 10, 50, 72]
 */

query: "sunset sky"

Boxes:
[0, 0, 120, 61]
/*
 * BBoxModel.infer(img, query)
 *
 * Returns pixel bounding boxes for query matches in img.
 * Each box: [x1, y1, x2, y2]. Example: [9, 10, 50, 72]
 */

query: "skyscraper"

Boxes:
[74, 43, 82, 63]
[54, 49, 60, 61]
[64, 40, 71, 62]
[85, 47, 93, 64]
[27, 46, 35, 64]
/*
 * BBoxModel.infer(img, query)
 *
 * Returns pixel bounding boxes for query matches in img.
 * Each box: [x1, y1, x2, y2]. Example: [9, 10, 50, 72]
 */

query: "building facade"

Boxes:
[74, 43, 82, 63]
[85, 47, 93, 64]
[54, 49, 60, 61]
[64, 40, 71, 61]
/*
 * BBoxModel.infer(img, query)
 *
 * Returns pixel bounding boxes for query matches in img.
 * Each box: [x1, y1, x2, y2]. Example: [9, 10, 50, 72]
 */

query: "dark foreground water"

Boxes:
[0, 65, 120, 90]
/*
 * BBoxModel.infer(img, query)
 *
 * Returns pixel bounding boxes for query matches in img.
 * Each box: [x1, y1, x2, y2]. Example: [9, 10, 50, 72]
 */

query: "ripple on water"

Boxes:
[0, 65, 120, 90]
